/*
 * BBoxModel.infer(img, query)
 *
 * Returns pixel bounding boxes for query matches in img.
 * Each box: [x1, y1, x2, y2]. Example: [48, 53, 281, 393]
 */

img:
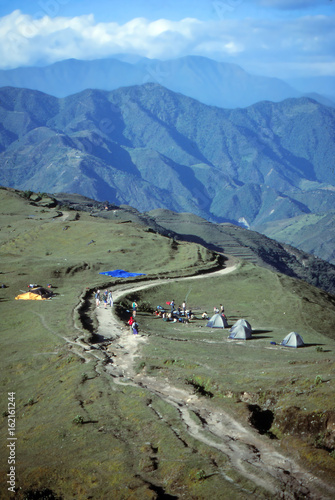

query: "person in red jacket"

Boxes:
[128, 316, 134, 332]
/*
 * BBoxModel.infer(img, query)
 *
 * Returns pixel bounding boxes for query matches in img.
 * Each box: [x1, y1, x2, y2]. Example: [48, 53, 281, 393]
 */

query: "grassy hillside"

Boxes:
[256, 211, 335, 265]
[130, 261, 335, 416]
[0, 188, 334, 499]
[147, 208, 335, 296]
[0, 188, 225, 499]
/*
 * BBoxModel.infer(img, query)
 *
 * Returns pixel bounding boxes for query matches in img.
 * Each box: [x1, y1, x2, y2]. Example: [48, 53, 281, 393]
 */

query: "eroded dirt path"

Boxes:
[78, 264, 334, 499]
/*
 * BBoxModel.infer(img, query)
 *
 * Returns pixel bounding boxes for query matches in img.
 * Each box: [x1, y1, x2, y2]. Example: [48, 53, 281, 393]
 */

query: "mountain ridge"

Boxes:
[0, 84, 334, 263]
[0, 55, 333, 109]
[3, 186, 335, 297]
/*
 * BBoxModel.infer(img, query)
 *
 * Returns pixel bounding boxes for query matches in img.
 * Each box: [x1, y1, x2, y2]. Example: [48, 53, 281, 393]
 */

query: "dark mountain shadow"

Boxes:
[79, 161, 120, 202]
[167, 124, 213, 166]
[92, 139, 140, 176]
[149, 151, 214, 212]
[276, 192, 311, 214]
[143, 97, 213, 166]
[257, 140, 316, 185]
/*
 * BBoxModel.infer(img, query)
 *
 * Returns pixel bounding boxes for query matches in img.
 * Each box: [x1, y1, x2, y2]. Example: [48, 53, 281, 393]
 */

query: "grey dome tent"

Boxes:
[206, 313, 228, 329]
[228, 319, 252, 340]
[281, 332, 305, 348]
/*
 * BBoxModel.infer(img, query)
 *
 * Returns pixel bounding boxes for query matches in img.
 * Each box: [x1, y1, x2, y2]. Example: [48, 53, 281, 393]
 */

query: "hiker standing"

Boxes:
[107, 290, 113, 307]
[182, 301, 186, 316]
[170, 299, 175, 313]
[220, 304, 225, 314]
[132, 300, 138, 317]
[95, 289, 100, 308]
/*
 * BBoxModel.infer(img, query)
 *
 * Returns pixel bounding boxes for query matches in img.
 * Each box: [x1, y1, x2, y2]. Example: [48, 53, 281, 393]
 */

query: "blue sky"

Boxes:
[0, 0, 334, 78]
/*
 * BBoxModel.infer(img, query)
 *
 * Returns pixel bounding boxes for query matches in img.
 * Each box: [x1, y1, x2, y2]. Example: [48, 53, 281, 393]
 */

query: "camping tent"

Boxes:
[15, 287, 53, 300]
[232, 319, 252, 331]
[281, 332, 305, 348]
[206, 313, 229, 329]
[228, 319, 252, 340]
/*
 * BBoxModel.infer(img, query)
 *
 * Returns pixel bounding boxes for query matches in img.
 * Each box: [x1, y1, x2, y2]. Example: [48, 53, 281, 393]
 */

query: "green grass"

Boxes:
[0, 189, 239, 499]
[126, 262, 335, 480]
[0, 188, 334, 498]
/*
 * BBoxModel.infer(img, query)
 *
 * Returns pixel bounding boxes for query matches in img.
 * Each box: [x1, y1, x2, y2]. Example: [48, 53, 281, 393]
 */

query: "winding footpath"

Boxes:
[77, 264, 334, 499]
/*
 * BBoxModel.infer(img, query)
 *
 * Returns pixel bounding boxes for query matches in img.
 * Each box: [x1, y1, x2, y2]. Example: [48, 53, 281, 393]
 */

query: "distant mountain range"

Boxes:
[286, 75, 335, 102]
[0, 84, 334, 264]
[0, 55, 334, 109]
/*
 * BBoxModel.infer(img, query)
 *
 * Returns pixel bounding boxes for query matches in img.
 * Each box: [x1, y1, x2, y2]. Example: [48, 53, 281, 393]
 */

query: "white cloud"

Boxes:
[1, 11, 205, 66]
[1, 9, 334, 78]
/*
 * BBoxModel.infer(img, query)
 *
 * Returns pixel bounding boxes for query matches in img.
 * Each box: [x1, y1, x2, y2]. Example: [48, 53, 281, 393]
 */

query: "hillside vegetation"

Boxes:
[256, 211, 335, 264]
[0, 85, 334, 263]
[146, 208, 335, 295]
[0, 188, 334, 499]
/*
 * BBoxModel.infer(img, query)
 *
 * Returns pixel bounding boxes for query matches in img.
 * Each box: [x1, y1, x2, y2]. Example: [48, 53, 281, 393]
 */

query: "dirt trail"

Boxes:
[83, 264, 334, 499]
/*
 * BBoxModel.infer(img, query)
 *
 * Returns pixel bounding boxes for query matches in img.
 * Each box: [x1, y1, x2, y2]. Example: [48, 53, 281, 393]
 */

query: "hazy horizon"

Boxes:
[1, 0, 334, 80]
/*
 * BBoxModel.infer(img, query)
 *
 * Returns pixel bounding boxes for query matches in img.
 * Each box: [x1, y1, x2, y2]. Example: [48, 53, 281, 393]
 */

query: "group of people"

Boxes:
[95, 289, 113, 309]
[154, 301, 226, 324]
[93, 287, 226, 335]
[213, 304, 225, 314]
[94, 288, 139, 335]
[154, 299, 194, 324]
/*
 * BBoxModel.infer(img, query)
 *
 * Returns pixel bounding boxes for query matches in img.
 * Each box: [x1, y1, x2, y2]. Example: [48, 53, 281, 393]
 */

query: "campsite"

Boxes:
[0, 188, 335, 499]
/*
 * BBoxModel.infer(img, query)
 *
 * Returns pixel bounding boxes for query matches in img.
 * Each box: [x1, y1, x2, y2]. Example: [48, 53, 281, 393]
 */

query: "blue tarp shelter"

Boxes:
[99, 269, 146, 278]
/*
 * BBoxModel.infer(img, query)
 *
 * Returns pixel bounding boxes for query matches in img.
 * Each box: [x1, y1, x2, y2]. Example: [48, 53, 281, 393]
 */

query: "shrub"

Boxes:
[72, 415, 84, 425]
[22, 190, 33, 199]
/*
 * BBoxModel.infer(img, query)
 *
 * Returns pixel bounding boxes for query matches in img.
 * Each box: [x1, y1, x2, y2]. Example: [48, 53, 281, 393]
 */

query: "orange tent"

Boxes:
[15, 287, 53, 300]
[15, 292, 46, 300]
